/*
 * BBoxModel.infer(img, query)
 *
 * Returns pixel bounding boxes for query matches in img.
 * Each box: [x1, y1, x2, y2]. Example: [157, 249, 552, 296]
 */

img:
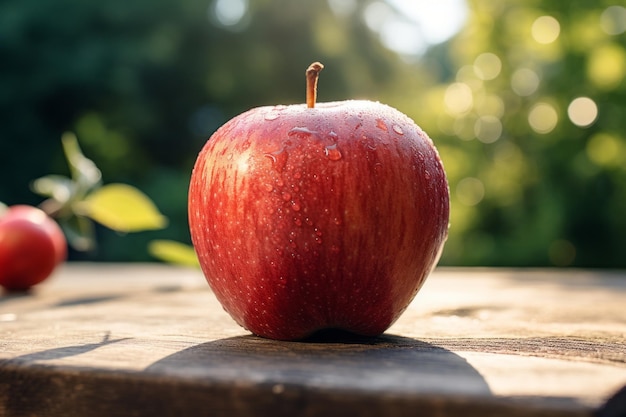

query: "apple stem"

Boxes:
[306, 62, 324, 108]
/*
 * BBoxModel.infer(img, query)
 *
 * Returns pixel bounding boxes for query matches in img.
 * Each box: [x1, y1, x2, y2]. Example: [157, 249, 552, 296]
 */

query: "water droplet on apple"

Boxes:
[424, 170, 432, 180]
[288, 127, 318, 138]
[282, 192, 291, 201]
[392, 124, 404, 135]
[294, 217, 302, 226]
[376, 119, 388, 131]
[264, 147, 288, 172]
[264, 108, 283, 121]
[263, 183, 273, 192]
[291, 200, 301, 212]
[333, 217, 342, 225]
[314, 236, 323, 245]
[324, 144, 342, 161]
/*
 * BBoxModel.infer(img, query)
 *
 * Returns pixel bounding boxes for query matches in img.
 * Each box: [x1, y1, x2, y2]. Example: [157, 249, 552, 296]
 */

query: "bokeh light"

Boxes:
[444, 82, 474, 115]
[511, 68, 540, 96]
[531, 15, 561, 44]
[586, 133, 624, 168]
[528, 102, 559, 134]
[474, 115, 502, 143]
[600, 5, 626, 35]
[456, 177, 485, 206]
[473, 53, 502, 81]
[567, 97, 598, 127]
[586, 43, 626, 90]
[456, 65, 484, 91]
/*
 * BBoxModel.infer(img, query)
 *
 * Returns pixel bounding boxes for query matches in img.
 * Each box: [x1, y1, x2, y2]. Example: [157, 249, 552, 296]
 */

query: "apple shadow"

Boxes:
[0, 289, 33, 303]
[1, 334, 493, 417]
[145, 332, 492, 399]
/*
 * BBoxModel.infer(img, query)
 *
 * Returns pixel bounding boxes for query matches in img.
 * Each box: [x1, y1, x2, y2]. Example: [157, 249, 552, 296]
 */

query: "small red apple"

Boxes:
[188, 63, 449, 340]
[0, 205, 67, 291]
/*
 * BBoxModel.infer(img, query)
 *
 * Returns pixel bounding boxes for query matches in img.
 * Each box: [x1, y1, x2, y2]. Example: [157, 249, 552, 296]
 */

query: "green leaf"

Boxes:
[79, 183, 168, 232]
[148, 240, 200, 267]
[62, 131, 102, 193]
[59, 215, 96, 252]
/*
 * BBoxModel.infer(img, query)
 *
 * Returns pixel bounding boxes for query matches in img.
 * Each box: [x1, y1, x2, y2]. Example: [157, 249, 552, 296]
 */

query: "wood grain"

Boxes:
[1, 264, 625, 417]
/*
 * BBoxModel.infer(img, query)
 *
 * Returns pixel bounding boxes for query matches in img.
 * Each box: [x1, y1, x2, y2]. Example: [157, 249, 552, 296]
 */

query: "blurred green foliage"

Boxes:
[0, 0, 624, 267]
[433, 0, 626, 267]
[32, 132, 167, 251]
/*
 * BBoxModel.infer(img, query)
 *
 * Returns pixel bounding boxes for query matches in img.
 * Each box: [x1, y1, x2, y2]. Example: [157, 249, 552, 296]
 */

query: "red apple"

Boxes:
[188, 63, 449, 340]
[0, 205, 67, 291]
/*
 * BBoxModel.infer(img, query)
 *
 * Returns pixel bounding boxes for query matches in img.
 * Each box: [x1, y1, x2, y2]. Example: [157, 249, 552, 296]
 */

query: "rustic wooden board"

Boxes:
[1, 264, 625, 417]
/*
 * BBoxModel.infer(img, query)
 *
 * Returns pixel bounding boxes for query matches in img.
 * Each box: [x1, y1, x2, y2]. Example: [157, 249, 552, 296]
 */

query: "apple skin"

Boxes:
[188, 100, 449, 340]
[0, 205, 67, 291]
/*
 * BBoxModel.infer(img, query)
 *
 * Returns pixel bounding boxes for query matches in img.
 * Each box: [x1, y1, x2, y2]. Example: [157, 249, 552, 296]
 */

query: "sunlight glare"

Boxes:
[211, 0, 248, 27]
[327, 0, 357, 18]
[387, 0, 468, 44]
[364, 0, 468, 56]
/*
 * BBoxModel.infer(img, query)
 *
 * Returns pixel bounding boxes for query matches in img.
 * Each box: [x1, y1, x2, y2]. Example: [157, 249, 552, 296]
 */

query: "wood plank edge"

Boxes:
[0, 362, 593, 417]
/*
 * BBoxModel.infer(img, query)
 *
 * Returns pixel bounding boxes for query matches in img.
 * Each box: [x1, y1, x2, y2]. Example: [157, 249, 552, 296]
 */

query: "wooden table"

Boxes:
[1, 264, 625, 417]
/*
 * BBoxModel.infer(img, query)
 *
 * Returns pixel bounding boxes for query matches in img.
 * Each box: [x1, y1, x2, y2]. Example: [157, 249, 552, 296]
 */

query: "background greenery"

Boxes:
[1, 0, 624, 267]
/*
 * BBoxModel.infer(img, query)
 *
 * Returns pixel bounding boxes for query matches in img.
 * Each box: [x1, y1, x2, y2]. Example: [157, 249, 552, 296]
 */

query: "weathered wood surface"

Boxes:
[1, 264, 625, 417]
